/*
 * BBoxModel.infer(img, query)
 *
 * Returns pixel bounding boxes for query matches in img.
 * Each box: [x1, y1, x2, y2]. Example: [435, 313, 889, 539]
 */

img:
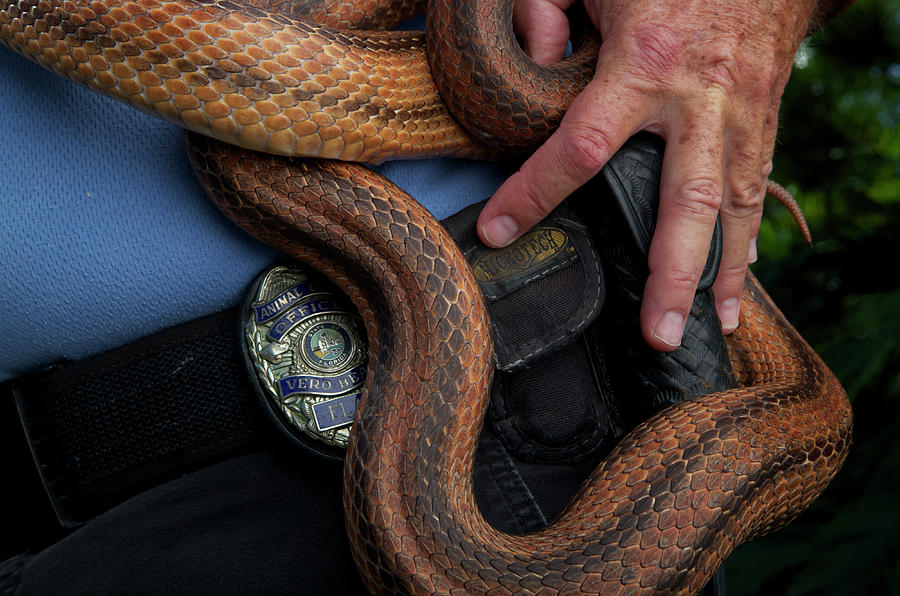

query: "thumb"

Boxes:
[513, 0, 576, 64]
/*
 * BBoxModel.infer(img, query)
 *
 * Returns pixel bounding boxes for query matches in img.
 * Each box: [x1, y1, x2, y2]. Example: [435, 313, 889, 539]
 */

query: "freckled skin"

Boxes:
[479, 0, 852, 353]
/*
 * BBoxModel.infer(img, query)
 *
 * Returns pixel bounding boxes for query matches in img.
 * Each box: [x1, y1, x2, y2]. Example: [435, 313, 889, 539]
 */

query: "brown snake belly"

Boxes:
[1, 0, 853, 593]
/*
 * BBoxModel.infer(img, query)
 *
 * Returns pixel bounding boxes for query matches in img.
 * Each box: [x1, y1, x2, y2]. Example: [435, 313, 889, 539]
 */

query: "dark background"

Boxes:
[1, 1, 896, 591]
[725, 0, 900, 592]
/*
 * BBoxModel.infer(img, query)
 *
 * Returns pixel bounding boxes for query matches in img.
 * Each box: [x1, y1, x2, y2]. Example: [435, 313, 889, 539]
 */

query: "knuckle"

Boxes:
[698, 47, 778, 101]
[673, 177, 722, 221]
[648, 250, 705, 292]
[724, 171, 765, 218]
[514, 179, 559, 220]
[713, 264, 750, 300]
[559, 126, 613, 178]
[630, 22, 684, 83]
[717, 259, 749, 283]
[696, 45, 764, 97]
[658, 263, 703, 293]
[701, 55, 741, 94]
[728, 182, 764, 212]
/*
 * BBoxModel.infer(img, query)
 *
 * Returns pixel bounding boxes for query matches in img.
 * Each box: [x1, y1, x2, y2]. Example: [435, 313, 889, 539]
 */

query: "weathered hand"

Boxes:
[477, 0, 818, 351]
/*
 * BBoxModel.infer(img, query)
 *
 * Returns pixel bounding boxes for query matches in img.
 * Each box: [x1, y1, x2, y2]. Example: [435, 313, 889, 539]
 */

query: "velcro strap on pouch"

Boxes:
[442, 200, 606, 371]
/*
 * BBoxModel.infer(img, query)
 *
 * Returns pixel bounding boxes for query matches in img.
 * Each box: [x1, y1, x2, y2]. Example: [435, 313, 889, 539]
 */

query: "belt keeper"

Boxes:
[10, 367, 86, 527]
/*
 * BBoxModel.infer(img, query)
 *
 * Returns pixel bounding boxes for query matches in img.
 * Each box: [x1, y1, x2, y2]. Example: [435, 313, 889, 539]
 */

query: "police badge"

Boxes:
[242, 264, 367, 459]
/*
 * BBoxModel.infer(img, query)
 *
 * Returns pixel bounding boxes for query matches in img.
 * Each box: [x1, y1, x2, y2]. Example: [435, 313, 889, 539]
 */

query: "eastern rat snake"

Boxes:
[0, 0, 852, 592]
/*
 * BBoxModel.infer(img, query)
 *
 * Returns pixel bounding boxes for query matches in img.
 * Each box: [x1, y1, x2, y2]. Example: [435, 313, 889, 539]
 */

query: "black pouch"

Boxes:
[441, 133, 737, 540]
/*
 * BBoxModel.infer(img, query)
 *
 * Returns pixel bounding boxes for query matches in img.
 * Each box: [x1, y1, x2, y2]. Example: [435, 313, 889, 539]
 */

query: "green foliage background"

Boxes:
[725, 0, 900, 592]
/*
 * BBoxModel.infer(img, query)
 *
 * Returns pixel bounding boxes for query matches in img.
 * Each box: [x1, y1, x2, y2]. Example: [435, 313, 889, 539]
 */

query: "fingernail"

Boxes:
[748, 237, 758, 264]
[481, 215, 519, 247]
[652, 311, 685, 348]
[720, 297, 741, 332]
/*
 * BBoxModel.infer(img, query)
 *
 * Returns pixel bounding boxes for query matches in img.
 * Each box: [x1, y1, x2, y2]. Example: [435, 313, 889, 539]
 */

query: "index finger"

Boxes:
[477, 74, 655, 248]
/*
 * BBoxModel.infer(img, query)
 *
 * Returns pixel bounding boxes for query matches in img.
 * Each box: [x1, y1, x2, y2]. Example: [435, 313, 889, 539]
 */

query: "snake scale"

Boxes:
[1, 0, 853, 593]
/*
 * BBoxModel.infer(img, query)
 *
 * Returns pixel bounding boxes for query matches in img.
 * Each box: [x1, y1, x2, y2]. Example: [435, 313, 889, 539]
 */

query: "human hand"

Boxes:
[477, 0, 818, 351]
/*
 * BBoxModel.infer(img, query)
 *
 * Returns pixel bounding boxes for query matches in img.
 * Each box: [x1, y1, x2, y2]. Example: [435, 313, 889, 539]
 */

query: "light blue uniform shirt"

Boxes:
[0, 43, 511, 380]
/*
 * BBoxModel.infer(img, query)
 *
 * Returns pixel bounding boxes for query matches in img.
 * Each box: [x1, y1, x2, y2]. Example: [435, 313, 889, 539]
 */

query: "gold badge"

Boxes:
[243, 264, 367, 457]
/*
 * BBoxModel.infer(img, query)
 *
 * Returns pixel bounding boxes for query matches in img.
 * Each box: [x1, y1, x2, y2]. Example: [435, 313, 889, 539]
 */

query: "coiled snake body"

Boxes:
[1, 0, 852, 593]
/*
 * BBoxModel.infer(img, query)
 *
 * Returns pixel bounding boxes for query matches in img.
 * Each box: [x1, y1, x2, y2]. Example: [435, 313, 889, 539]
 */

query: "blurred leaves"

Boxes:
[726, 0, 900, 593]
[819, 290, 900, 396]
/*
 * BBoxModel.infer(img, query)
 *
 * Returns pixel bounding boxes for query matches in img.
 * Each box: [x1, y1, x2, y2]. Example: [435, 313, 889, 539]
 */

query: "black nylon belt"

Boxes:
[5, 308, 265, 528]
